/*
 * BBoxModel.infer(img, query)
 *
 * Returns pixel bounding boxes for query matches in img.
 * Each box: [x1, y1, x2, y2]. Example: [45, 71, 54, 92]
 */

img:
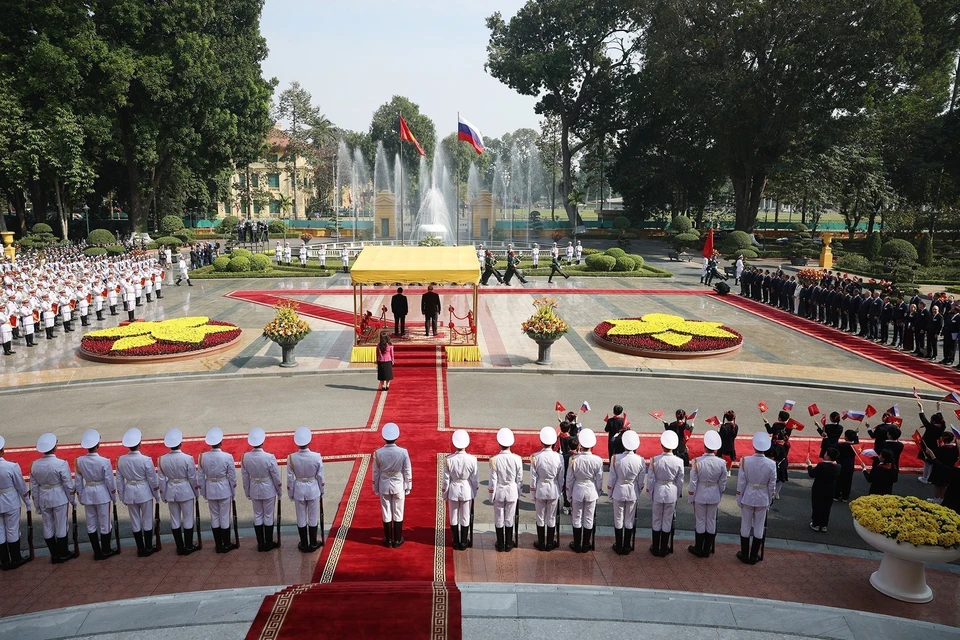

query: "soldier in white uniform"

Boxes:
[574, 240, 583, 264]
[76, 285, 90, 326]
[41, 292, 56, 339]
[158, 429, 200, 556]
[0, 307, 14, 355]
[18, 297, 36, 346]
[317, 244, 326, 267]
[198, 427, 238, 554]
[275, 242, 283, 265]
[107, 280, 119, 315]
[530, 427, 563, 551]
[298, 243, 308, 267]
[133, 275, 143, 306]
[175, 254, 192, 286]
[687, 430, 728, 558]
[0, 435, 31, 570]
[736, 432, 777, 564]
[283, 242, 292, 265]
[117, 428, 161, 557]
[607, 430, 645, 555]
[531, 243, 540, 268]
[241, 427, 281, 552]
[489, 428, 523, 552]
[59, 289, 74, 331]
[372, 422, 412, 548]
[647, 430, 685, 557]
[75, 429, 118, 560]
[565, 241, 574, 265]
[287, 427, 325, 553]
[340, 246, 350, 273]
[153, 268, 163, 298]
[30, 433, 76, 564]
[442, 430, 478, 551]
[565, 428, 603, 553]
[122, 278, 136, 321]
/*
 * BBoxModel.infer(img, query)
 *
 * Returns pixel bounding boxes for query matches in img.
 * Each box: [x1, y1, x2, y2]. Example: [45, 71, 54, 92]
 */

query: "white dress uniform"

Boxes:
[275, 243, 283, 264]
[107, 281, 119, 309]
[283, 243, 292, 265]
[158, 449, 199, 532]
[177, 256, 190, 283]
[688, 453, 727, 537]
[198, 448, 236, 530]
[737, 451, 777, 539]
[77, 287, 89, 320]
[0, 443, 31, 555]
[442, 431, 479, 551]
[153, 269, 162, 297]
[647, 451, 684, 534]
[574, 241, 583, 264]
[372, 443, 412, 523]
[76, 452, 117, 536]
[340, 247, 349, 272]
[18, 300, 34, 338]
[607, 450, 645, 531]
[298, 244, 307, 266]
[123, 281, 135, 312]
[735, 257, 744, 282]
[317, 245, 326, 267]
[565, 447, 603, 533]
[489, 431, 523, 545]
[529, 428, 563, 551]
[30, 445, 75, 545]
[241, 449, 282, 526]
[531, 245, 540, 267]
[287, 449, 324, 528]
[133, 278, 143, 304]
[117, 446, 160, 549]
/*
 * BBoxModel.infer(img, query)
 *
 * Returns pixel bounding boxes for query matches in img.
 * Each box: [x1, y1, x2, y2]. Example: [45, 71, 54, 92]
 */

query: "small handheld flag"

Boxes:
[845, 410, 866, 422]
[757, 401, 768, 413]
[555, 401, 566, 413]
[704, 416, 721, 427]
[649, 411, 664, 421]
[886, 404, 900, 418]
[820, 414, 827, 427]
[782, 400, 796, 411]
[807, 403, 820, 417]
[946, 391, 960, 405]
[687, 409, 699, 421]
[785, 417, 805, 432]
[864, 405, 878, 419]
[912, 430, 924, 448]
[888, 416, 904, 428]
[861, 449, 878, 458]
[952, 425, 960, 440]
[580, 401, 591, 413]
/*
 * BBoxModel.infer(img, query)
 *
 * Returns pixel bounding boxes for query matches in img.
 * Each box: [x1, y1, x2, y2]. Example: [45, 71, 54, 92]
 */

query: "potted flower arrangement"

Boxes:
[521, 296, 569, 365]
[850, 495, 960, 603]
[300, 232, 313, 243]
[263, 300, 312, 367]
[796, 267, 824, 287]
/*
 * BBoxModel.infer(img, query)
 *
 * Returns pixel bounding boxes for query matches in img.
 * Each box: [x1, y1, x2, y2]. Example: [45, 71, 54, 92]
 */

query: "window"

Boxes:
[269, 200, 280, 214]
[268, 174, 280, 188]
[269, 154, 279, 162]
[238, 174, 246, 188]
[251, 174, 259, 188]
[253, 202, 261, 215]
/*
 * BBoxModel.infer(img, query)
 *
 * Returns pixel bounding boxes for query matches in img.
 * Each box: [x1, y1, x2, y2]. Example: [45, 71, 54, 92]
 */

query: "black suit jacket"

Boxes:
[391, 293, 408, 316]
[421, 291, 441, 316]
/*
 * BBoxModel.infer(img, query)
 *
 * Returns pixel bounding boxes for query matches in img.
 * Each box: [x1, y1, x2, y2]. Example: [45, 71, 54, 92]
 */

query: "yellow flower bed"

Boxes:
[850, 495, 960, 548]
[83, 317, 239, 351]
[111, 335, 157, 351]
[605, 313, 738, 348]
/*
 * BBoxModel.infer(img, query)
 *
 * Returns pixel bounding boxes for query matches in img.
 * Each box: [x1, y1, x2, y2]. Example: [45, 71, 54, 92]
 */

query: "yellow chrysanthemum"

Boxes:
[111, 335, 157, 351]
[851, 495, 960, 548]
[91, 317, 231, 346]
[605, 314, 738, 348]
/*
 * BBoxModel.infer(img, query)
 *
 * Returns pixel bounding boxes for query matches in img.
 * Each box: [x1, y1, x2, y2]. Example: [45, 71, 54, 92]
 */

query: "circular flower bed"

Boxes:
[851, 495, 960, 548]
[593, 313, 742, 358]
[79, 317, 241, 361]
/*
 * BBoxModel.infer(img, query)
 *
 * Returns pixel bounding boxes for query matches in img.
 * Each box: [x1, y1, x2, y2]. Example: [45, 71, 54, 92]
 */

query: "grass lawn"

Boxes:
[190, 263, 333, 279]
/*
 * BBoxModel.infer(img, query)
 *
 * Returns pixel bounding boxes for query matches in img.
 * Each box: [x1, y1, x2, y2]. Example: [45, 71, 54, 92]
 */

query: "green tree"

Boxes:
[917, 232, 934, 267]
[369, 95, 436, 200]
[275, 82, 323, 220]
[863, 231, 882, 261]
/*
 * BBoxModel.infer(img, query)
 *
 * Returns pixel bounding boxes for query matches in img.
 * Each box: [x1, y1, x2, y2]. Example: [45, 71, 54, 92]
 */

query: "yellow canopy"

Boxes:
[349, 246, 480, 286]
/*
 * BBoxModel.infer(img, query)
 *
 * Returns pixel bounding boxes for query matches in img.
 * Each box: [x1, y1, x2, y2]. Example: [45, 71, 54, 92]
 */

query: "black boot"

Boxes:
[212, 527, 223, 553]
[737, 536, 753, 564]
[382, 522, 393, 548]
[89, 532, 104, 560]
[2, 341, 14, 355]
[46, 327, 54, 339]
[392, 521, 404, 548]
[584, 526, 595, 552]
[6, 540, 26, 570]
[0, 541, 9, 570]
[57, 537, 75, 562]
[569, 527, 582, 552]
[534, 525, 547, 551]
[504, 526, 515, 551]
[45, 537, 63, 564]
[450, 525, 461, 551]
[221, 527, 238, 552]
[134, 531, 148, 557]
[26, 334, 35, 347]
[99, 532, 115, 559]
[495, 527, 505, 552]
[188, 280, 193, 286]
[110, 305, 118, 315]
[297, 526, 309, 552]
[96, 310, 104, 321]
[183, 527, 198, 553]
[156, 291, 163, 299]
[661, 527, 673, 556]
[461, 525, 471, 549]
[546, 526, 557, 550]
[649, 530, 661, 557]
[81, 315, 89, 326]
[144, 528, 156, 554]
[175, 278, 181, 286]
[146, 293, 153, 302]
[308, 525, 321, 551]
[750, 536, 764, 564]
[613, 527, 624, 554]
[172, 527, 187, 555]
[262, 525, 275, 551]
[254, 524, 266, 551]
[688, 532, 704, 558]
[127, 310, 135, 322]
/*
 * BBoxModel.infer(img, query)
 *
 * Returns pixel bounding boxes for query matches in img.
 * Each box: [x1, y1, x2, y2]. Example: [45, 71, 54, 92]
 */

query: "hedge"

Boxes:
[105, 245, 126, 256]
[585, 254, 616, 272]
[212, 256, 231, 272]
[604, 247, 627, 259]
[231, 248, 253, 259]
[83, 247, 107, 257]
[31, 223, 53, 234]
[227, 256, 251, 272]
[87, 229, 116, 245]
[626, 254, 645, 270]
[614, 256, 635, 271]
[250, 254, 271, 272]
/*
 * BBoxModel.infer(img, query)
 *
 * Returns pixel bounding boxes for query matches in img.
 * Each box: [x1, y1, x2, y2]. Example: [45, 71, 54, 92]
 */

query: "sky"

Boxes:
[259, 0, 542, 140]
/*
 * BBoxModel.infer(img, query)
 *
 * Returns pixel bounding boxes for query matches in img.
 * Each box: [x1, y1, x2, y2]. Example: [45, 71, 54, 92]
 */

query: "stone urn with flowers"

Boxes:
[263, 300, 312, 367]
[521, 296, 569, 365]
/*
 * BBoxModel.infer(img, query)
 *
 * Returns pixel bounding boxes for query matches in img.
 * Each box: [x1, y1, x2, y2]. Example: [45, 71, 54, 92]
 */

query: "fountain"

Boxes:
[411, 146, 457, 244]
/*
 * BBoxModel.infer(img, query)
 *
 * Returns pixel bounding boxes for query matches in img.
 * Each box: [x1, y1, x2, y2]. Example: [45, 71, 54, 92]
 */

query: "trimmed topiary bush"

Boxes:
[87, 229, 116, 245]
[627, 254, 645, 270]
[863, 231, 882, 261]
[673, 232, 700, 251]
[145, 241, 160, 250]
[105, 245, 126, 256]
[880, 238, 918, 264]
[231, 248, 252, 259]
[268, 220, 287, 234]
[83, 247, 108, 257]
[604, 248, 627, 258]
[738, 248, 759, 260]
[250, 254, 271, 272]
[668, 215, 692, 234]
[613, 256, 636, 272]
[724, 230, 752, 250]
[890, 265, 916, 284]
[227, 256, 251, 272]
[174, 228, 195, 244]
[17, 237, 36, 248]
[160, 215, 185, 235]
[791, 223, 809, 233]
[31, 223, 53, 235]
[585, 254, 616, 272]
[582, 248, 601, 256]
[156, 236, 182, 248]
[215, 215, 240, 235]
[612, 216, 631, 230]
[835, 253, 872, 273]
[917, 232, 934, 267]
[212, 256, 231, 272]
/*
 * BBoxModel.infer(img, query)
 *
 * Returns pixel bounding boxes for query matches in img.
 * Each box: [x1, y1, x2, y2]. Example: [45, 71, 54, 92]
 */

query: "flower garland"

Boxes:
[263, 300, 311, 344]
[850, 495, 960, 548]
[81, 319, 241, 357]
[521, 296, 569, 340]
[593, 314, 742, 352]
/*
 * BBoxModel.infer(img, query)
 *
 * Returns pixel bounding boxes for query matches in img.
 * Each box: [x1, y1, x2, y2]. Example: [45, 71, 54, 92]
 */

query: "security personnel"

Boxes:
[607, 430, 644, 555]
[489, 428, 523, 552]
[687, 430, 727, 558]
[117, 428, 160, 557]
[647, 430, 684, 557]
[736, 432, 777, 564]
[287, 426, 324, 553]
[75, 429, 118, 561]
[442, 430, 478, 551]
[242, 427, 282, 552]
[565, 428, 602, 553]
[30, 433, 76, 564]
[198, 427, 238, 554]
[372, 422, 412, 548]
[158, 429, 200, 556]
[530, 427, 563, 551]
[0, 435, 31, 570]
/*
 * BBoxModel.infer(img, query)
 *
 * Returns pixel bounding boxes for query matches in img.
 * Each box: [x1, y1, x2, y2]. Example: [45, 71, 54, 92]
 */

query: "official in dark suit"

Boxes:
[928, 305, 944, 360]
[942, 305, 959, 364]
[421, 285, 441, 337]
[848, 291, 861, 334]
[390, 287, 408, 336]
[807, 449, 840, 532]
[914, 301, 930, 356]
[879, 297, 893, 344]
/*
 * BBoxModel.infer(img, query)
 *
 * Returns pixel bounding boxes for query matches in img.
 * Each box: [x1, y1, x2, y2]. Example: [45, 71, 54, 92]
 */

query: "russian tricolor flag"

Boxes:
[944, 391, 960, 405]
[458, 116, 484, 155]
[845, 410, 866, 422]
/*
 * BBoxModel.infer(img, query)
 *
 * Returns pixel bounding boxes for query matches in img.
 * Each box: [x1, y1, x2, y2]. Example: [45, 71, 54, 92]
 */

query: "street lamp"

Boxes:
[82, 204, 90, 237]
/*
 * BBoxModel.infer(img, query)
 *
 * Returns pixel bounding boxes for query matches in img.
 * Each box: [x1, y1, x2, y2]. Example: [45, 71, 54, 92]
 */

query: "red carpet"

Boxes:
[230, 287, 702, 297]
[225, 291, 367, 327]
[715, 293, 960, 392]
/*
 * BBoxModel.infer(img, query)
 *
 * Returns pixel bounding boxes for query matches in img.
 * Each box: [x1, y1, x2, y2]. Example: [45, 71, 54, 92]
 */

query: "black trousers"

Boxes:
[835, 467, 854, 500]
[880, 322, 889, 343]
[928, 334, 939, 359]
[811, 494, 834, 528]
[394, 315, 406, 335]
[943, 337, 956, 363]
[915, 330, 926, 354]
[425, 313, 438, 336]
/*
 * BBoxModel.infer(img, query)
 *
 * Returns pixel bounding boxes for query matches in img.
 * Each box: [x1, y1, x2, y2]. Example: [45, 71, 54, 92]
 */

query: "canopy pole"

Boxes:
[472, 283, 479, 346]
[353, 283, 358, 346]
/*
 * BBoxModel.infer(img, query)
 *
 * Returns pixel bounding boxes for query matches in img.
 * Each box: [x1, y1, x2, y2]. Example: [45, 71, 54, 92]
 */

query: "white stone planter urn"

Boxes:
[853, 520, 960, 603]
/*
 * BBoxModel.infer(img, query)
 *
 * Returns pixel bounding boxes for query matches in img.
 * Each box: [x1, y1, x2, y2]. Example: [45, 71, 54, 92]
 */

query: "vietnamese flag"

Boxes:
[757, 401, 768, 413]
[912, 430, 924, 448]
[702, 227, 714, 258]
[704, 416, 721, 427]
[864, 405, 877, 419]
[555, 401, 566, 413]
[807, 403, 820, 417]
[785, 417, 805, 432]
[399, 115, 425, 156]
[649, 411, 664, 421]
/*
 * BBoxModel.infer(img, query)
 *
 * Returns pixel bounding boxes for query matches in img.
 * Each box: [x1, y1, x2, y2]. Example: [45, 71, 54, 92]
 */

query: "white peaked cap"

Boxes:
[382, 422, 400, 441]
[122, 428, 142, 448]
[205, 427, 224, 446]
[661, 430, 679, 450]
[621, 430, 640, 451]
[578, 428, 597, 449]
[753, 432, 771, 452]
[37, 432, 57, 453]
[452, 430, 470, 449]
[497, 428, 515, 447]
[703, 430, 722, 451]
[539, 426, 558, 446]
[248, 427, 266, 447]
[294, 426, 312, 447]
[80, 429, 101, 449]
[164, 428, 183, 448]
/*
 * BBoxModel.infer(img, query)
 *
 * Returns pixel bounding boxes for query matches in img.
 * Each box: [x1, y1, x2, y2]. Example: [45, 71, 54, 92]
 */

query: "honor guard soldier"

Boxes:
[0, 309, 14, 355]
[736, 432, 777, 564]
[687, 430, 728, 558]
[75, 429, 118, 560]
[317, 244, 326, 268]
[647, 431, 685, 557]
[242, 428, 281, 552]
[287, 427, 324, 553]
[30, 433, 76, 564]
[0, 435, 31, 570]
[607, 430, 645, 555]
[198, 427, 238, 553]
[158, 429, 200, 556]
[176, 254, 192, 286]
[442, 430, 478, 551]
[372, 423, 412, 548]
[122, 279, 136, 321]
[117, 428, 161, 557]
[565, 428, 603, 553]
[107, 281, 119, 315]
[530, 426, 563, 551]
[490, 428, 523, 552]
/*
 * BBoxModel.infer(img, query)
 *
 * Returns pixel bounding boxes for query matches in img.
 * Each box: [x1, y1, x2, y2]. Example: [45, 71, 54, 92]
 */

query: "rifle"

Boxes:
[554, 499, 561, 548]
[276, 498, 281, 548]
[72, 504, 80, 558]
[153, 501, 162, 552]
[668, 512, 676, 554]
[113, 502, 121, 554]
[26, 510, 35, 561]
[467, 499, 474, 549]
[232, 499, 239, 549]
[759, 513, 767, 562]
[631, 503, 638, 551]
[194, 499, 202, 551]
[318, 496, 325, 547]
[514, 500, 520, 549]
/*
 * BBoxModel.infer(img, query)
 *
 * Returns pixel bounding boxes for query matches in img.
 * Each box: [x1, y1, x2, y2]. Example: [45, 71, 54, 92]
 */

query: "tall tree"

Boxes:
[369, 96, 436, 204]
[276, 81, 324, 219]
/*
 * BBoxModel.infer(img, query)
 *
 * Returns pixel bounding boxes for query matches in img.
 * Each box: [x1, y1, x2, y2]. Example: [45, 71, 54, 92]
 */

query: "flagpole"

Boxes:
[399, 111, 404, 246]
[456, 112, 461, 247]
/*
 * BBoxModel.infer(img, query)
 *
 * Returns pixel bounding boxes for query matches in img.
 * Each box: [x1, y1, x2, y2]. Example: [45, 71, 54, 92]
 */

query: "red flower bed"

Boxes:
[80, 320, 241, 358]
[593, 320, 742, 353]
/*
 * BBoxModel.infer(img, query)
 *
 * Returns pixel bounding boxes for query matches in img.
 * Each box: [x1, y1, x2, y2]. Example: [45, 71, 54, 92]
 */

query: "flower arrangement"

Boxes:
[81, 317, 241, 357]
[850, 495, 960, 548]
[521, 297, 569, 341]
[593, 314, 742, 353]
[263, 300, 311, 344]
[797, 268, 824, 287]
[299, 232, 313, 242]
